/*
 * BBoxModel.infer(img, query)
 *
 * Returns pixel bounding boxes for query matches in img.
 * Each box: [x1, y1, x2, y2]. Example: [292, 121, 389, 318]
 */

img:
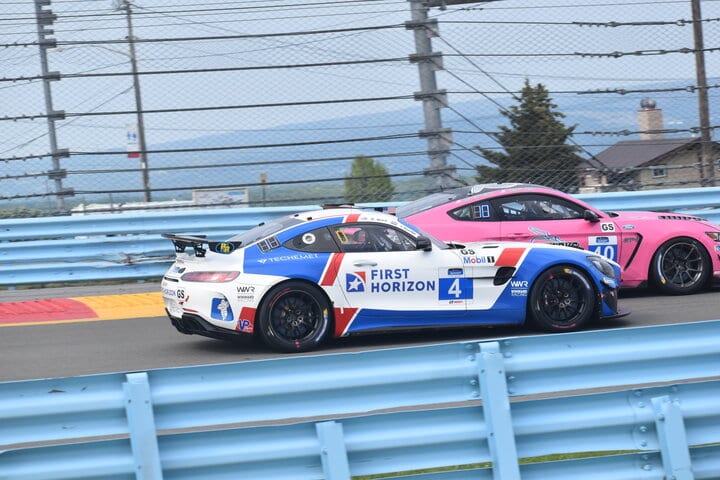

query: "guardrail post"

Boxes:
[124, 372, 163, 480]
[477, 342, 521, 480]
[316, 421, 351, 480]
[652, 395, 694, 480]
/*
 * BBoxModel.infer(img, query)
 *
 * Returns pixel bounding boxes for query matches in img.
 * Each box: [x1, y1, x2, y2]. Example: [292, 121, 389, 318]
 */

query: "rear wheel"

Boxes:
[650, 237, 710, 295]
[528, 265, 596, 332]
[256, 281, 331, 353]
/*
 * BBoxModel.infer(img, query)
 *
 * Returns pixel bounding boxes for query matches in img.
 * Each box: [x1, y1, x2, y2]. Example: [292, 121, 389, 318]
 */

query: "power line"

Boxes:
[1, 94, 415, 122]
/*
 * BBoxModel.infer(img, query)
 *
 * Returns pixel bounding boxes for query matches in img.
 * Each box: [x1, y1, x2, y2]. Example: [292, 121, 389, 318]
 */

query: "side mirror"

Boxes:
[416, 236, 433, 251]
[584, 209, 600, 223]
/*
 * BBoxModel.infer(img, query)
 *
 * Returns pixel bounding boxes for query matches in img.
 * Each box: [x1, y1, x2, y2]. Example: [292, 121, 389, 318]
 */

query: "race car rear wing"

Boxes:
[162, 233, 239, 257]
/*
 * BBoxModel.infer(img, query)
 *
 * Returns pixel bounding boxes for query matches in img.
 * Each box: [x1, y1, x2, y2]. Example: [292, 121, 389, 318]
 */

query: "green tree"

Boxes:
[476, 80, 584, 191]
[344, 155, 394, 203]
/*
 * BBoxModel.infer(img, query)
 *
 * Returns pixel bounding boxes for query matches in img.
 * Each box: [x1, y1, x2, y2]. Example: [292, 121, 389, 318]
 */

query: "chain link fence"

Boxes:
[1, 0, 718, 217]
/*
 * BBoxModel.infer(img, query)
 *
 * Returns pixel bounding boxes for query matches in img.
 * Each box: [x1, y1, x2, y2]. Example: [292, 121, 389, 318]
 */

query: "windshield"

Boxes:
[227, 215, 303, 246]
[396, 191, 465, 217]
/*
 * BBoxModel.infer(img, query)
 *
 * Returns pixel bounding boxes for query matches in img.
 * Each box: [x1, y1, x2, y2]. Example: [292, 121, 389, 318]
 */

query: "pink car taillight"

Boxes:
[181, 271, 240, 282]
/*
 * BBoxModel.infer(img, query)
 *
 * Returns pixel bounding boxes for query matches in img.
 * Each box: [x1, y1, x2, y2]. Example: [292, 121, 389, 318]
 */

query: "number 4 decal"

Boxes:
[439, 278, 473, 300]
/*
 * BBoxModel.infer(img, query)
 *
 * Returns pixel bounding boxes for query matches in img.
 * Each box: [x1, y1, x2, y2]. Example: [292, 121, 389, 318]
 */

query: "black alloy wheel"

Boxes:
[650, 237, 710, 295]
[528, 265, 596, 332]
[257, 281, 331, 352]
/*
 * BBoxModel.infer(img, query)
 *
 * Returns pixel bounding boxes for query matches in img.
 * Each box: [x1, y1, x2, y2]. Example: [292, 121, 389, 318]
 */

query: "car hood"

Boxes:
[608, 210, 718, 228]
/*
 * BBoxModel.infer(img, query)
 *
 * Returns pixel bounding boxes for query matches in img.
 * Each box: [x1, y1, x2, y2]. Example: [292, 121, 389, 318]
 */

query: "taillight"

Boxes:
[181, 271, 240, 282]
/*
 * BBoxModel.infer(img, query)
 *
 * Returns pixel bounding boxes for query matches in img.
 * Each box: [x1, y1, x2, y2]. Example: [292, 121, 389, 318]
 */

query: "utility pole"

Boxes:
[405, 0, 498, 191]
[691, 0, 714, 187]
[116, 0, 151, 202]
[406, 0, 457, 191]
[34, 0, 72, 212]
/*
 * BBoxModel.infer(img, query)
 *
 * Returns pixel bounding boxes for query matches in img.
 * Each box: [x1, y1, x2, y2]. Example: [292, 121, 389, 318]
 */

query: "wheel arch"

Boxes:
[648, 235, 713, 294]
[253, 278, 336, 339]
[525, 261, 601, 325]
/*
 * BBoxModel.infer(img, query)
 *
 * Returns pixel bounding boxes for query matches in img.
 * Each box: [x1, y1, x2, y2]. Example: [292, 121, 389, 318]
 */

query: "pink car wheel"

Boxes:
[650, 237, 711, 295]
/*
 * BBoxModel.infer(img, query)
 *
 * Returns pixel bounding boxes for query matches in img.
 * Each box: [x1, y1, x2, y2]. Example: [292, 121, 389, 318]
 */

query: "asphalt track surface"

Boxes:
[1, 283, 719, 382]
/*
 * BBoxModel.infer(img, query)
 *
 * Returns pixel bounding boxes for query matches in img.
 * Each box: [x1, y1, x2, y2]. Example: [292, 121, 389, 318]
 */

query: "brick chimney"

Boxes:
[637, 98, 664, 140]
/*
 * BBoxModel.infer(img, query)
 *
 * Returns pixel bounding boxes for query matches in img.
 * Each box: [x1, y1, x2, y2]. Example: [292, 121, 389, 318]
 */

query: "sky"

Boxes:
[0, 0, 718, 176]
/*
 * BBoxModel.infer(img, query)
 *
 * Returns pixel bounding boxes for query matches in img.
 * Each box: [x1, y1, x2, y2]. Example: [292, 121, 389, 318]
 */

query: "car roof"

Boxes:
[447, 183, 547, 199]
[293, 207, 370, 222]
[228, 207, 411, 248]
[397, 183, 548, 217]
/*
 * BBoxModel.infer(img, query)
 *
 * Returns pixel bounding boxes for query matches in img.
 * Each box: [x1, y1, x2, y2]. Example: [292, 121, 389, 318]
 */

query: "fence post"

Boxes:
[316, 421, 351, 480]
[478, 341, 521, 480]
[652, 394, 694, 480]
[124, 372, 163, 480]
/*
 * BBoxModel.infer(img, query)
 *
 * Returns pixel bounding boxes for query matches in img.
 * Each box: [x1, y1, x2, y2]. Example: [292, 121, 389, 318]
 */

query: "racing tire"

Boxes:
[256, 281, 332, 353]
[650, 237, 710, 295]
[528, 265, 596, 332]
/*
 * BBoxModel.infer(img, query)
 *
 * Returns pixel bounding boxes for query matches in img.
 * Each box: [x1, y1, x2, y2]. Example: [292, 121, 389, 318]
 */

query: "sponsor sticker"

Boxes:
[463, 255, 496, 264]
[509, 279, 529, 297]
[213, 242, 236, 254]
[236, 284, 256, 302]
[258, 253, 320, 264]
[211, 297, 234, 321]
[346, 272, 366, 292]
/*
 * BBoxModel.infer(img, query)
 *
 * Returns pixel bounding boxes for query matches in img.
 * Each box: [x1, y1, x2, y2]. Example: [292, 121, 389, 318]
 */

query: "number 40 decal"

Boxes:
[439, 278, 474, 300]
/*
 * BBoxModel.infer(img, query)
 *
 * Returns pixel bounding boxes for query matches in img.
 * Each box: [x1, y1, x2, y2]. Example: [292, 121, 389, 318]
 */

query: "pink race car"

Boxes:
[398, 183, 720, 295]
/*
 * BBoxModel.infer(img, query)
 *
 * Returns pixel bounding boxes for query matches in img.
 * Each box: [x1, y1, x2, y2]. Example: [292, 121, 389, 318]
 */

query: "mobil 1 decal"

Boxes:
[589, 235, 618, 261]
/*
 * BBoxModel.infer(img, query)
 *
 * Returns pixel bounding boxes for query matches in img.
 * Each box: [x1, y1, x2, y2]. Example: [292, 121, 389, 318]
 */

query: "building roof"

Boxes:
[590, 137, 700, 170]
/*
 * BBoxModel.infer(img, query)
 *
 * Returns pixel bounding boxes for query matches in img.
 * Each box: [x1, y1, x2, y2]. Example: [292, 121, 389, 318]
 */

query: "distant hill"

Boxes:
[2, 78, 715, 205]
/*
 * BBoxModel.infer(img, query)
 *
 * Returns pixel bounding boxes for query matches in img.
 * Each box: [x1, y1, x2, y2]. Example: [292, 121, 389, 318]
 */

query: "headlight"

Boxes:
[587, 255, 616, 278]
[705, 232, 720, 242]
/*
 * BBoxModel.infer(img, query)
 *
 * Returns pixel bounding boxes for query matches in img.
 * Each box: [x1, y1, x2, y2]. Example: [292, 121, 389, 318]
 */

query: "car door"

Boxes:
[493, 193, 622, 263]
[330, 223, 467, 318]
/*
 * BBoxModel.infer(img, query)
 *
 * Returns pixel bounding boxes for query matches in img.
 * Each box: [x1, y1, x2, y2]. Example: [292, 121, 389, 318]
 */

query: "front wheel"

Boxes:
[650, 237, 710, 295]
[528, 265, 596, 332]
[256, 281, 332, 353]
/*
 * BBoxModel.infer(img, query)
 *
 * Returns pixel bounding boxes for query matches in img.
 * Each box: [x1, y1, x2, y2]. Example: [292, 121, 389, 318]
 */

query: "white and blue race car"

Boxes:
[161, 208, 627, 353]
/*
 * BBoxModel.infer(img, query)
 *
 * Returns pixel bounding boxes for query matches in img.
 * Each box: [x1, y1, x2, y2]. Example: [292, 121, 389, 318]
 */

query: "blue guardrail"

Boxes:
[1, 320, 719, 479]
[1, 186, 720, 288]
